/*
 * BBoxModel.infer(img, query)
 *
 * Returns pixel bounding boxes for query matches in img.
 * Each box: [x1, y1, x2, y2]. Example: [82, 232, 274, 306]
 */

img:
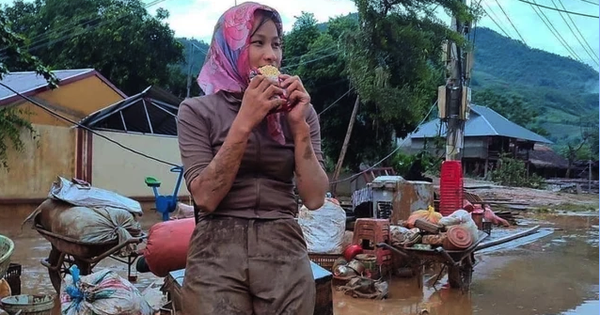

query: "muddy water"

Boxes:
[0, 208, 163, 314]
[1, 209, 598, 315]
[334, 212, 599, 315]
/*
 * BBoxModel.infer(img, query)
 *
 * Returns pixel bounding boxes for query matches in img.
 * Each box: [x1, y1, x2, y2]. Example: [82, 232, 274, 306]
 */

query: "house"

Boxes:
[77, 85, 189, 204]
[0, 69, 127, 212]
[399, 104, 553, 177]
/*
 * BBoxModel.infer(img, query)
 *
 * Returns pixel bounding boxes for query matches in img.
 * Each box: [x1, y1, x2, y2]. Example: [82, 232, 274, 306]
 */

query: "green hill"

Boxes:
[174, 25, 598, 146]
[177, 37, 209, 78]
[472, 27, 599, 143]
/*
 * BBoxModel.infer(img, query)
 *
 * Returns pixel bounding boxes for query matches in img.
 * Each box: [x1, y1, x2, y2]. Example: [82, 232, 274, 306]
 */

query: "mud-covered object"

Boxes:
[298, 199, 347, 254]
[49, 177, 143, 216]
[61, 267, 152, 315]
[438, 209, 479, 243]
[336, 276, 388, 299]
[27, 198, 142, 256]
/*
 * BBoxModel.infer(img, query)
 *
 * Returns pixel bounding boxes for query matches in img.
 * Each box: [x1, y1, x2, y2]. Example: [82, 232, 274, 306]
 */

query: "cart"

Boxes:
[35, 219, 146, 292]
[377, 230, 489, 292]
[378, 225, 542, 292]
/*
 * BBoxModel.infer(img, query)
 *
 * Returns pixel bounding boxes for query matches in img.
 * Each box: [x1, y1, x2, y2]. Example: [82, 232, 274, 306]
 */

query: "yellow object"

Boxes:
[407, 206, 442, 228]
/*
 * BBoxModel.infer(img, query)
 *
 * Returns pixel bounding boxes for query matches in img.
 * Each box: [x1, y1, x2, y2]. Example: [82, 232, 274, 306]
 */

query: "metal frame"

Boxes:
[78, 86, 181, 136]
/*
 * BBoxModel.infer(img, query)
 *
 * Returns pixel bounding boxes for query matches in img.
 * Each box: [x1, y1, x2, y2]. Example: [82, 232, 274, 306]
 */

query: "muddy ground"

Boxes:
[0, 187, 598, 315]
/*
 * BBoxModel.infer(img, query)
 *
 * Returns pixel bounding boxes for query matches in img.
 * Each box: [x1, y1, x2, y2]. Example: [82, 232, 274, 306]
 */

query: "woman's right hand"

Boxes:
[235, 75, 285, 133]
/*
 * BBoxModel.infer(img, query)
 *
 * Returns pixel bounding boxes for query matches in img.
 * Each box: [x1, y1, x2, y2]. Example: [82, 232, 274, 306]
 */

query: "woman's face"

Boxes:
[248, 16, 282, 70]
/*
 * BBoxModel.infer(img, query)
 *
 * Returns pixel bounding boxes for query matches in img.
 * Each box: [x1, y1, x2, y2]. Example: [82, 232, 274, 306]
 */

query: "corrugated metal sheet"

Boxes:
[410, 104, 552, 144]
[0, 69, 94, 102]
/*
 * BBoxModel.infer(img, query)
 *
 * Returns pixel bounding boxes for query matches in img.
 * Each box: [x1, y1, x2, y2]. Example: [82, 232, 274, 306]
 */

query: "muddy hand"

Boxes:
[239, 75, 286, 129]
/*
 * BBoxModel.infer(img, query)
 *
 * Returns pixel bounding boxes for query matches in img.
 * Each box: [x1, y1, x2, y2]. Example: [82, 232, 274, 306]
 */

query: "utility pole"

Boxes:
[186, 40, 194, 98]
[439, 0, 472, 161]
[331, 96, 360, 195]
[437, 0, 472, 216]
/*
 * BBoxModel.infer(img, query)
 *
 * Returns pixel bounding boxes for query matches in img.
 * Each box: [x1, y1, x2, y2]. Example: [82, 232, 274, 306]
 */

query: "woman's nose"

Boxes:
[263, 47, 277, 63]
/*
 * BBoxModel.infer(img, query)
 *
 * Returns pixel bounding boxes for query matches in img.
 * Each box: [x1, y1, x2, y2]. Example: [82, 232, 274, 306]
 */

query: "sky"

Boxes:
[1, 0, 598, 70]
[154, 0, 600, 71]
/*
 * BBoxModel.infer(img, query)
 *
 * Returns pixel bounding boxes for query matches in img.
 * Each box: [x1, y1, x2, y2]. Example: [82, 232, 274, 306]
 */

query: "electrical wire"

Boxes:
[481, 2, 512, 38]
[317, 88, 354, 116]
[0, 81, 179, 167]
[493, 0, 528, 44]
[557, 0, 599, 61]
[550, 0, 599, 66]
[3, 0, 171, 56]
[529, 0, 584, 62]
[329, 101, 438, 184]
[515, 0, 600, 18]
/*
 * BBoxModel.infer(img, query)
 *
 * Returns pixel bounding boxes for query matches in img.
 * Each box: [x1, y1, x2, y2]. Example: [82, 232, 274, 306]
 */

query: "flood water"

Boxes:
[334, 212, 599, 315]
[1, 208, 598, 315]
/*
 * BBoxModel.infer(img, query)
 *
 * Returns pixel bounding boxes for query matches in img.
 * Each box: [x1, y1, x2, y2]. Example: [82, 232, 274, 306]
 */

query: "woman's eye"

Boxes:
[252, 40, 263, 45]
[273, 42, 281, 48]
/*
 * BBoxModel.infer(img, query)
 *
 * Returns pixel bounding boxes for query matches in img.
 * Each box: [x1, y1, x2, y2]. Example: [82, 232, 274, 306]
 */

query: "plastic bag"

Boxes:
[60, 266, 153, 315]
[170, 202, 195, 220]
[298, 199, 347, 254]
[49, 177, 143, 216]
[406, 206, 442, 228]
[439, 209, 479, 242]
[26, 198, 142, 256]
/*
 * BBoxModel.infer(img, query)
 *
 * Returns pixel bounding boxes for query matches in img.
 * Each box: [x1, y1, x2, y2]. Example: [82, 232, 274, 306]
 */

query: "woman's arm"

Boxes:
[292, 107, 329, 210]
[178, 77, 285, 213]
[177, 101, 251, 213]
[189, 125, 250, 213]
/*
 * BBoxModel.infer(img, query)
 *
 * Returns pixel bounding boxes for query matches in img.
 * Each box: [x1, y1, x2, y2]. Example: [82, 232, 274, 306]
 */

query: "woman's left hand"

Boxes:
[279, 74, 311, 132]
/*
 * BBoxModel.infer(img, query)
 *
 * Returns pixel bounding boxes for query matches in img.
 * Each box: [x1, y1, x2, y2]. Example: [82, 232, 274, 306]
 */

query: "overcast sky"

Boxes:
[1, 0, 598, 70]
[157, 0, 599, 70]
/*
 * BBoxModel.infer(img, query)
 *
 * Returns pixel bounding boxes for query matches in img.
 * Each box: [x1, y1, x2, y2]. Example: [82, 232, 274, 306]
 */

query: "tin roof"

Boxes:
[410, 104, 553, 144]
[0, 68, 126, 106]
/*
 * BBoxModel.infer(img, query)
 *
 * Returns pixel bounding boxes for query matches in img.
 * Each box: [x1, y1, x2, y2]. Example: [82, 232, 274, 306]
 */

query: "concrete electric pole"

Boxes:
[439, 0, 472, 161]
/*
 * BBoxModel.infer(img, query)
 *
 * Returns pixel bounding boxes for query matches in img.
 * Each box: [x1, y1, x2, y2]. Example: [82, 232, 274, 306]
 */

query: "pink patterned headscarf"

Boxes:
[197, 2, 285, 144]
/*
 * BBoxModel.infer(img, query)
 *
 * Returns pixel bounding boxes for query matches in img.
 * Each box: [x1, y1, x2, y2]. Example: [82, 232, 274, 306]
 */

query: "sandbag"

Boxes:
[49, 177, 143, 216]
[297, 199, 347, 254]
[28, 198, 142, 256]
[406, 206, 442, 228]
[61, 266, 152, 315]
[143, 218, 195, 277]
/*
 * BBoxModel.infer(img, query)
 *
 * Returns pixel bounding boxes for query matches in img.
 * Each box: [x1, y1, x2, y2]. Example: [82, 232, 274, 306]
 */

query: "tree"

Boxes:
[0, 15, 57, 169]
[1, 0, 184, 95]
[472, 88, 549, 136]
[340, 0, 471, 164]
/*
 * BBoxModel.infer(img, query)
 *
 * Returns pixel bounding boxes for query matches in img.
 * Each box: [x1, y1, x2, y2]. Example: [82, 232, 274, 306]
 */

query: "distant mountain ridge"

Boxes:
[174, 25, 599, 145]
[472, 27, 599, 143]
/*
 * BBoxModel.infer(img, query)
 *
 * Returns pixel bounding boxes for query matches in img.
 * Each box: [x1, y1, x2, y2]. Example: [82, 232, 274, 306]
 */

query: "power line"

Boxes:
[515, 0, 600, 18]
[317, 87, 354, 116]
[3, 0, 170, 55]
[557, 0, 599, 61]
[0, 81, 179, 167]
[550, 0, 599, 66]
[529, 0, 584, 62]
[493, 0, 528, 44]
[329, 102, 437, 184]
[481, 2, 512, 38]
[578, 0, 599, 6]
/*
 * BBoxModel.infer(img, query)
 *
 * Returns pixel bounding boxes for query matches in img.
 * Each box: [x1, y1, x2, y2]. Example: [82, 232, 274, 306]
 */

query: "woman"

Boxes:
[176, 2, 329, 315]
